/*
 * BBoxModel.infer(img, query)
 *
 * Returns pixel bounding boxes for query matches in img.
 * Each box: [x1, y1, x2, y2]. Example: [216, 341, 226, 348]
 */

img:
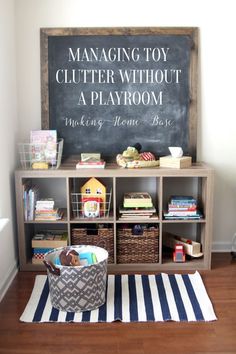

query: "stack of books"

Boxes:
[119, 192, 158, 219]
[35, 199, 63, 221]
[32, 231, 68, 264]
[164, 195, 203, 220]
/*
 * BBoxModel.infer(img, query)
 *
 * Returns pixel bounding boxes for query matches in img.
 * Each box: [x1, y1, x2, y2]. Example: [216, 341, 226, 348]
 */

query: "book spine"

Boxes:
[165, 211, 197, 216]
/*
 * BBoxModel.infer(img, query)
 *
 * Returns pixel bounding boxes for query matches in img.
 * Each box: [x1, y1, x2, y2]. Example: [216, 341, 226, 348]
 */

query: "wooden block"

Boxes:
[159, 155, 192, 168]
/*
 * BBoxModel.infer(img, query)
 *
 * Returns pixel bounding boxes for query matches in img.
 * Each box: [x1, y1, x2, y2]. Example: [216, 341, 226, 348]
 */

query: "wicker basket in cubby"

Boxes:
[117, 227, 159, 263]
[71, 227, 114, 263]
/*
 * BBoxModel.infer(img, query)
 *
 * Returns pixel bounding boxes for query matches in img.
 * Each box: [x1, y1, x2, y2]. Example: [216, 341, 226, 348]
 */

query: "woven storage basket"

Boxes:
[72, 227, 114, 263]
[44, 245, 108, 312]
[117, 227, 159, 263]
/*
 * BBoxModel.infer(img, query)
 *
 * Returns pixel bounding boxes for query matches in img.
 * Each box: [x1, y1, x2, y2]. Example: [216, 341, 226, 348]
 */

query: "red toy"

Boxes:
[173, 244, 186, 262]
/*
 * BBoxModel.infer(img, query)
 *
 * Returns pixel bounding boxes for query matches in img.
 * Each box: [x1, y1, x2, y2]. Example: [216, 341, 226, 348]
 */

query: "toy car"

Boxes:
[173, 244, 186, 262]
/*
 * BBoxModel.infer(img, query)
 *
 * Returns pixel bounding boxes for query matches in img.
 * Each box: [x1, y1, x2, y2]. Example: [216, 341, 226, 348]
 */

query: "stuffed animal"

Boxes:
[59, 249, 81, 266]
[116, 143, 159, 168]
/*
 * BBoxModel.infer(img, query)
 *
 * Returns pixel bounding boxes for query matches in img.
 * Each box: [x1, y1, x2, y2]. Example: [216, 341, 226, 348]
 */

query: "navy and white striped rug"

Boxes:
[20, 272, 217, 322]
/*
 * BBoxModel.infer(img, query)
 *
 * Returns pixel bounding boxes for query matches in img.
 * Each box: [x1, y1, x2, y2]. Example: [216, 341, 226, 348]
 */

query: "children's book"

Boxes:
[123, 192, 153, 208]
[30, 130, 57, 165]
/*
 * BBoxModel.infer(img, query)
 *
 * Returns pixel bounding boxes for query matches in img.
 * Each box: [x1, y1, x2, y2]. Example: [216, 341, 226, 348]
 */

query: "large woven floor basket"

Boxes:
[117, 227, 159, 263]
[71, 227, 114, 263]
[44, 245, 108, 312]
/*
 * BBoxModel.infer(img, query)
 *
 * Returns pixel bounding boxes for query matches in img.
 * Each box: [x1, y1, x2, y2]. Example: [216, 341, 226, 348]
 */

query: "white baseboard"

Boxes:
[212, 241, 232, 253]
[0, 262, 18, 302]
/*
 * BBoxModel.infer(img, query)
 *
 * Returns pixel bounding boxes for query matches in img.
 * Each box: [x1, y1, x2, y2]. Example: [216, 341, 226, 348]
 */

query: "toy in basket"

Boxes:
[43, 245, 108, 312]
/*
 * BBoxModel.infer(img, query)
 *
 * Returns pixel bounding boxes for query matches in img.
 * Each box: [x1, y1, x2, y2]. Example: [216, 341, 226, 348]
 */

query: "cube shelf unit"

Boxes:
[15, 162, 214, 271]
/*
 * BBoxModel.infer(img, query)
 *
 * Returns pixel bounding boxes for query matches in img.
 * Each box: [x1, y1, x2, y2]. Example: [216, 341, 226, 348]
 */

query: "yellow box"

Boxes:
[160, 156, 192, 168]
[31, 162, 49, 169]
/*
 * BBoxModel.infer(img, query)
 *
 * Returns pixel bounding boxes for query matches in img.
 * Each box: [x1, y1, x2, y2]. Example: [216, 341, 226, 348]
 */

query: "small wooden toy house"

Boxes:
[81, 178, 106, 217]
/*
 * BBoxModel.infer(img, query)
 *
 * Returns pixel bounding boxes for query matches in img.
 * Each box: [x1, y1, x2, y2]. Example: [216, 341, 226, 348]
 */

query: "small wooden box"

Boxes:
[160, 156, 192, 168]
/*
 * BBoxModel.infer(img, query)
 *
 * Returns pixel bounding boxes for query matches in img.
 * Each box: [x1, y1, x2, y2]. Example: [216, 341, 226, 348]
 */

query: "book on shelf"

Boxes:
[23, 183, 39, 221]
[30, 130, 57, 165]
[119, 214, 159, 220]
[76, 160, 106, 169]
[168, 205, 197, 211]
[169, 195, 197, 205]
[119, 206, 156, 214]
[119, 204, 158, 219]
[164, 211, 203, 220]
[123, 192, 153, 208]
[35, 208, 64, 221]
[164, 210, 198, 217]
[35, 199, 55, 211]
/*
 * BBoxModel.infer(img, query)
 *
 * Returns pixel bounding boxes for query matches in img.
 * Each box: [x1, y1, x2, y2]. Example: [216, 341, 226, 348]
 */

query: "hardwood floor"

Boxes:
[0, 253, 236, 354]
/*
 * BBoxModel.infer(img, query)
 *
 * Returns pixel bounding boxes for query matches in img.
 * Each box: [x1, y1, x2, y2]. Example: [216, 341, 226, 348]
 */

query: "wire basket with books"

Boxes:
[18, 130, 63, 169]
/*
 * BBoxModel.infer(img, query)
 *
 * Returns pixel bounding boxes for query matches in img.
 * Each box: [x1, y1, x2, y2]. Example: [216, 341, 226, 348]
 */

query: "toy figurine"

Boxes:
[116, 143, 159, 168]
[59, 249, 81, 266]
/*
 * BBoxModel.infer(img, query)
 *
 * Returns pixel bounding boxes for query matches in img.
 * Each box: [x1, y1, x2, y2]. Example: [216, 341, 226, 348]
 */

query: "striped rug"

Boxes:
[20, 271, 217, 322]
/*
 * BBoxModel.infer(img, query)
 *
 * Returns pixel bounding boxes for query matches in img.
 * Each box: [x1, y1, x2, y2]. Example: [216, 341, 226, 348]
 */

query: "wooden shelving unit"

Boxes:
[15, 162, 214, 271]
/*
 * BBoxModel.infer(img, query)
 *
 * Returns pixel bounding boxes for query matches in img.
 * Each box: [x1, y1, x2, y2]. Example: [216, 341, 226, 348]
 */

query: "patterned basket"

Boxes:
[71, 227, 114, 263]
[44, 245, 108, 312]
[117, 227, 159, 263]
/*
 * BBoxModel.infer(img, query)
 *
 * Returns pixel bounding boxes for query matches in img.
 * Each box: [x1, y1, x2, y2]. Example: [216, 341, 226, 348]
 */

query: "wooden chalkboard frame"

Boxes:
[40, 27, 198, 161]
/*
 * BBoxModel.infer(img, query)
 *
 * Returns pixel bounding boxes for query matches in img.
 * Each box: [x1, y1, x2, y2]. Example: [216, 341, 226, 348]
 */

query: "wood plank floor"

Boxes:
[0, 253, 236, 354]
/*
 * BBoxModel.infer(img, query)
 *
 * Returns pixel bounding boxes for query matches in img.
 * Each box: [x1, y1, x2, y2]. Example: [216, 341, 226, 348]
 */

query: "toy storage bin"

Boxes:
[18, 138, 64, 169]
[43, 245, 108, 312]
[117, 225, 159, 263]
[71, 225, 114, 263]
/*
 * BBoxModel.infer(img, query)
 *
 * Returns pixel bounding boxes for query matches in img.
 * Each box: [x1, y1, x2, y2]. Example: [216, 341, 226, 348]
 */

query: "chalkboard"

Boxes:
[41, 27, 198, 162]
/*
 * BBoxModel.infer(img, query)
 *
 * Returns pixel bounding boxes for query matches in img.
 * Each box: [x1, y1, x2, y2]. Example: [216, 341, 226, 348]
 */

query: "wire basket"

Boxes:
[71, 189, 112, 219]
[18, 138, 64, 169]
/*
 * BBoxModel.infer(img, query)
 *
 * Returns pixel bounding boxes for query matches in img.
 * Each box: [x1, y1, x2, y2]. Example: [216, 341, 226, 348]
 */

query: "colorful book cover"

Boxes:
[76, 160, 106, 169]
[30, 130, 57, 165]
[169, 196, 197, 204]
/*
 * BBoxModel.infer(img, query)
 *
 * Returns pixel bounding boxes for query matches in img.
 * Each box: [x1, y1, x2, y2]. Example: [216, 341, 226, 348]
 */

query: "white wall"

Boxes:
[0, 0, 19, 300]
[15, 0, 236, 250]
[1, 0, 236, 297]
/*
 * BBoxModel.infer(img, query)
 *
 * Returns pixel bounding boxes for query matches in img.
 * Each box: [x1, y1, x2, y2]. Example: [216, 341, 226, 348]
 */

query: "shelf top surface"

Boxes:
[15, 158, 214, 178]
